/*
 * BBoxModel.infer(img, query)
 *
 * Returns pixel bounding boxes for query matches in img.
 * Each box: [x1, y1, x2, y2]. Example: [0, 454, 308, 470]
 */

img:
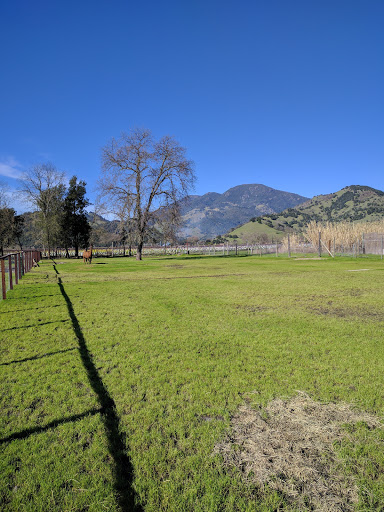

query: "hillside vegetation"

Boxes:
[230, 185, 384, 242]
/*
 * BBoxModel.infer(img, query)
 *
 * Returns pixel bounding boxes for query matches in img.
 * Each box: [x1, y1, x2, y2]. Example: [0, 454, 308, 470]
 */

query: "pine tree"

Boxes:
[61, 176, 91, 257]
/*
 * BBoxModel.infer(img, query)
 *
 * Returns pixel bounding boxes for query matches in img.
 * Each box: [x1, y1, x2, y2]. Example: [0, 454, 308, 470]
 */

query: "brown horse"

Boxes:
[83, 246, 93, 264]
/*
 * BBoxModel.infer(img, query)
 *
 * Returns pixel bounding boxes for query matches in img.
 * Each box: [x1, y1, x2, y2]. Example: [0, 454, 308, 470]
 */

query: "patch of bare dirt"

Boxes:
[344, 289, 363, 297]
[234, 304, 269, 314]
[215, 393, 381, 511]
[308, 305, 384, 320]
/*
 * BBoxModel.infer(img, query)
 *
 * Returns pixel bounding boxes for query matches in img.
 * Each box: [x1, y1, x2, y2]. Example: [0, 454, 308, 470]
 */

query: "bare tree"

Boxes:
[114, 196, 136, 256]
[99, 128, 195, 260]
[243, 232, 269, 246]
[157, 203, 182, 250]
[20, 163, 66, 257]
[0, 180, 9, 209]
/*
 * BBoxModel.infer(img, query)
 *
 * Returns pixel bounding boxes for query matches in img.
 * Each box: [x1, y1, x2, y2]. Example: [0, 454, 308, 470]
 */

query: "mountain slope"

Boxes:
[231, 185, 384, 238]
[179, 184, 308, 239]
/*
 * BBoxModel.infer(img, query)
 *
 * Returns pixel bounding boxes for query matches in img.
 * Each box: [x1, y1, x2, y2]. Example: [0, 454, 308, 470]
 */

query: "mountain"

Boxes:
[179, 184, 308, 239]
[230, 185, 384, 240]
[19, 185, 381, 247]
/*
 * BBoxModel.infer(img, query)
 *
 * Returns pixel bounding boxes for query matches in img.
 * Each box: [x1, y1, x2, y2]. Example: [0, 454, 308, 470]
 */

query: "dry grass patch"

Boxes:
[308, 304, 384, 321]
[234, 304, 270, 314]
[215, 393, 381, 511]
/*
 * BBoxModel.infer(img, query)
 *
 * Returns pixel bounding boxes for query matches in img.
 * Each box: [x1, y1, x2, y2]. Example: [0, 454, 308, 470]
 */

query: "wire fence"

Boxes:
[41, 236, 384, 259]
[0, 250, 42, 300]
[4, 232, 384, 265]
[283, 232, 384, 258]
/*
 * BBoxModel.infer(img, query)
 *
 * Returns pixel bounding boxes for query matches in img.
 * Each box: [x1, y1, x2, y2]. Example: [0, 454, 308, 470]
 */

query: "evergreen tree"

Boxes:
[61, 176, 91, 257]
[0, 208, 24, 255]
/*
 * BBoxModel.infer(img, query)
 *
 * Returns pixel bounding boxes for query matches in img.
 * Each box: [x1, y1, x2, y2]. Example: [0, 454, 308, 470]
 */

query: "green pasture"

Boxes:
[1, 255, 384, 511]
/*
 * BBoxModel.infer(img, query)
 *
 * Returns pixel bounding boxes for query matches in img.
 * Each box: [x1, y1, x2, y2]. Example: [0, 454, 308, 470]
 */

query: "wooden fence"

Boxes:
[0, 250, 42, 300]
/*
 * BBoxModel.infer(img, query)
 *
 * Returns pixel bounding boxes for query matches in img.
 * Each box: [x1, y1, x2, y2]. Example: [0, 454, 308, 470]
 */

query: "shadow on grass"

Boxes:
[0, 319, 70, 332]
[55, 267, 142, 512]
[0, 304, 63, 314]
[0, 408, 101, 444]
[0, 347, 77, 366]
[6, 294, 62, 300]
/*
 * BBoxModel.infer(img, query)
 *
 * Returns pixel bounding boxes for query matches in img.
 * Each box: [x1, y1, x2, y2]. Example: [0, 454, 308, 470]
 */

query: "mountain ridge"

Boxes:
[179, 184, 309, 238]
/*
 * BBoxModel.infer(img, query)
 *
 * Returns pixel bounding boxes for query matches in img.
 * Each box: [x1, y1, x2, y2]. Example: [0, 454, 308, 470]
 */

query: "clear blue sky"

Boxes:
[1, 0, 383, 212]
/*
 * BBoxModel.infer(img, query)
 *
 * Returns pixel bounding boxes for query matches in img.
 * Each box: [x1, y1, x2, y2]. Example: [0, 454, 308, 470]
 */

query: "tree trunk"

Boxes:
[74, 244, 79, 258]
[136, 242, 143, 260]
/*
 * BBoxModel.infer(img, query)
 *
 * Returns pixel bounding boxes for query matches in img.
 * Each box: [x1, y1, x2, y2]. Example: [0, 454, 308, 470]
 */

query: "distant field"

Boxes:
[1, 255, 384, 511]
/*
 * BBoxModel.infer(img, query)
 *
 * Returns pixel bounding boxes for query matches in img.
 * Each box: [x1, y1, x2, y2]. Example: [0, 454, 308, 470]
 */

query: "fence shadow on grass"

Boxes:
[0, 347, 77, 366]
[0, 304, 63, 314]
[0, 408, 101, 444]
[55, 267, 142, 512]
[0, 319, 70, 332]
[6, 293, 61, 300]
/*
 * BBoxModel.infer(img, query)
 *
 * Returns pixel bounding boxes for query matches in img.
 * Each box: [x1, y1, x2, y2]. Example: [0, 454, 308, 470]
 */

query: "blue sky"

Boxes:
[1, 0, 383, 212]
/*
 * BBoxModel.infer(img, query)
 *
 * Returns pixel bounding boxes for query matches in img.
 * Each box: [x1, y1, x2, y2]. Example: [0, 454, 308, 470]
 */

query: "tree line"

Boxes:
[1, 128, 196, 260]
[0, 182, 24, 256]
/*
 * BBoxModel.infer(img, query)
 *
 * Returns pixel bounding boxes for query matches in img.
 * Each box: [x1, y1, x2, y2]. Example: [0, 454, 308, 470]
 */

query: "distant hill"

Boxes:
[230, 185, 384, 241]
[179, 184, 308, 239]
[18, 211, 121, 248]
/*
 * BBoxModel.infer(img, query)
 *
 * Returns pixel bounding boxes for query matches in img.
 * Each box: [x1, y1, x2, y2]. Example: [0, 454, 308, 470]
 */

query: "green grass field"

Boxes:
[1, 255, 384, 511]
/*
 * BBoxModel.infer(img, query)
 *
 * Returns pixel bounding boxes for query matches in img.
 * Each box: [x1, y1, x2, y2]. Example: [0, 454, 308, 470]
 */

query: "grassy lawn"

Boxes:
[1, 254, 384, 511]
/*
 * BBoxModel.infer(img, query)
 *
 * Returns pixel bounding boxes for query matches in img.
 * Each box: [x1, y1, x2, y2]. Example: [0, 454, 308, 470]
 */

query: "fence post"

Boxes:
[14, 254, 18, 285]
[287, 234, 291, 258]
[8, 255, 13, 290]
[318, 232, 322, 258]
[235, 243, 238, 256]
[1, 259, 6, 299]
